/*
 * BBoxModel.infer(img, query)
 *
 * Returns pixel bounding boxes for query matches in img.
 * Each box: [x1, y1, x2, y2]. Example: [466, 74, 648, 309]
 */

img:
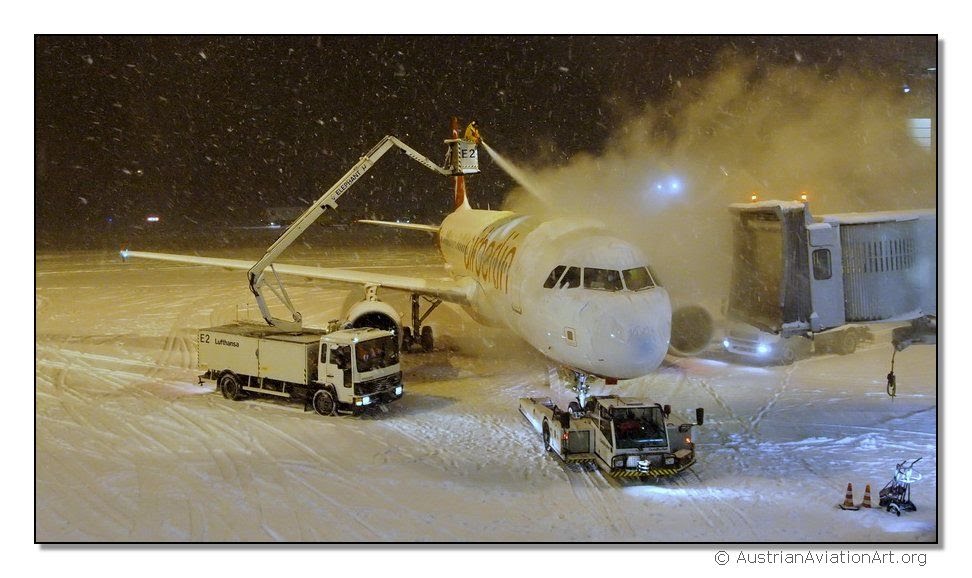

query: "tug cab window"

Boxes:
[598, 407, 614, 444]
[543, 265, 567, 289]
[622, 267, 656, 291]
[612, 406, 668, 449]
[583, 268, 623, 291]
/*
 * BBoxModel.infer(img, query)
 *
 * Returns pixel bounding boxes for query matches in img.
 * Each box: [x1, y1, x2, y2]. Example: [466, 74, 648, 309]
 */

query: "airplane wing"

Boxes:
[357, 219, 440, 233]
[121, 250, 477, 305]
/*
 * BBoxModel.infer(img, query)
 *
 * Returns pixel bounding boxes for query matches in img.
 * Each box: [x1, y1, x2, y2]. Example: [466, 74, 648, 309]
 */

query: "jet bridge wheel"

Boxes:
[219, 373, 244, 401]
[838, 330, 858, 355]
[312, 388, 337, 417]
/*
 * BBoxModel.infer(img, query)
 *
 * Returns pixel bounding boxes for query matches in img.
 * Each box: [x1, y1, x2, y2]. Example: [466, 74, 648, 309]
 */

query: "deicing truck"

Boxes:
[198, 322, 403, 415]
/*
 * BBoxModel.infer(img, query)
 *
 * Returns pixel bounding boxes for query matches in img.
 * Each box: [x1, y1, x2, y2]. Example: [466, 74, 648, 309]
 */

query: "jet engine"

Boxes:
[668, 305, 714, 356]
[341, 290, 403, 338]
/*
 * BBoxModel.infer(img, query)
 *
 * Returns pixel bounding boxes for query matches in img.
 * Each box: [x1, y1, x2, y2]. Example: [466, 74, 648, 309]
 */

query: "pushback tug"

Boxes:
[520, 395, 704, 478]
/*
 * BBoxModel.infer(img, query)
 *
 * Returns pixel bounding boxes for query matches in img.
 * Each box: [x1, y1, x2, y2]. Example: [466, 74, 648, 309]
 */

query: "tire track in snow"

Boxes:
[750, 363, 796, 434]
[36, 449, 137, 540]
[196, 399, 398, 540]
[558, 460, 638, 539]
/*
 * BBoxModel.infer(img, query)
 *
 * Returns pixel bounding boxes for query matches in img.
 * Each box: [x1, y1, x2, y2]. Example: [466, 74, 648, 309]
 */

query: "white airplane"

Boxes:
[123, 120, 711, 401]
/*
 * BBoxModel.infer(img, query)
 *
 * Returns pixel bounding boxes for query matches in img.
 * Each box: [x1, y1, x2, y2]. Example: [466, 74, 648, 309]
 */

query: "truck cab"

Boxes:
[320, 328, 402, 409]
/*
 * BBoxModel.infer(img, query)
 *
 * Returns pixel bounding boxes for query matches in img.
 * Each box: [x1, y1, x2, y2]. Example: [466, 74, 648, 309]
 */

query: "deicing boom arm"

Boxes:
[247, 136, 454, 330]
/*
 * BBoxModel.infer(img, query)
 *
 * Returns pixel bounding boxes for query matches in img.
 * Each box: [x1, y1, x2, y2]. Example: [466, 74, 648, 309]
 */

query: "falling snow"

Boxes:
[36, 247, 937, 542]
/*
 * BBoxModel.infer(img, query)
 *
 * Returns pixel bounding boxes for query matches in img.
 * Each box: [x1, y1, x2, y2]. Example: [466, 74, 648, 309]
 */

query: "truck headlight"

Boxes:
[362, 396, 371, 405]
[757, 344, 771, 355]
[395, 385, 403, 396]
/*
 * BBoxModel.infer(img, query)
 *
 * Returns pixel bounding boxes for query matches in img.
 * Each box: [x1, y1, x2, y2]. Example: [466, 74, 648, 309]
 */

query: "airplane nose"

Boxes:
[581, 287, 672, 378]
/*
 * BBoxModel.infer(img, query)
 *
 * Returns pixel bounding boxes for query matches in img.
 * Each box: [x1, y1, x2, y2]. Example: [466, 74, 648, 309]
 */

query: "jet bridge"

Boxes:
[726, 201, 936, 338]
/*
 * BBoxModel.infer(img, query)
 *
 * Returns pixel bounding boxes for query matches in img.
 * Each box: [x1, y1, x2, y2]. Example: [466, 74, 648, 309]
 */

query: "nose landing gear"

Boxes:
[554, 366, 592, 407]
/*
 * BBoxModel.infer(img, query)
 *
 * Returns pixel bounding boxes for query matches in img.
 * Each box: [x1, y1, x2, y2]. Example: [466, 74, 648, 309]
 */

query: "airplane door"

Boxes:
[510, 261, 523, 315]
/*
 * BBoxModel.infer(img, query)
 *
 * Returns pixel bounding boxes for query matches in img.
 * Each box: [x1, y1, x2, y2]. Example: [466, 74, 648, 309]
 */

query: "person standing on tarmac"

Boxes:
[464, 119, 482, 144]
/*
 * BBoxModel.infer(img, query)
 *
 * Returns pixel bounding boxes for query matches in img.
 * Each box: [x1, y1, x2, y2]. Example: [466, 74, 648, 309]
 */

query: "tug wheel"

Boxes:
[312, 388, 337, 417]
[219, 373, 244, 401]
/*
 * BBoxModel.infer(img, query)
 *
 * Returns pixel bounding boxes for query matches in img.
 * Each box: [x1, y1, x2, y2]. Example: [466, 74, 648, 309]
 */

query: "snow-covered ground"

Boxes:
[35, 246, 937, 542]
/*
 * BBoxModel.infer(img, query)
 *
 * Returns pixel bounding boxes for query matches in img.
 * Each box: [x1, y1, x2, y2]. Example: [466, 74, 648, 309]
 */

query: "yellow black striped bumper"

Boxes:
[609, 461, 695, 478]
[564, 456, 595, 464]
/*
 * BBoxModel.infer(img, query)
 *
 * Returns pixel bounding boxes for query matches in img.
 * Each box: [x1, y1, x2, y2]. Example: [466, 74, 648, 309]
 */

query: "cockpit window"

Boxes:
[543, 265, 567, 289]
[559, 266, 581, 289]
[583, 268, 623, 291]
[545, 265, 657, 292]
[622, 267, 656, 291]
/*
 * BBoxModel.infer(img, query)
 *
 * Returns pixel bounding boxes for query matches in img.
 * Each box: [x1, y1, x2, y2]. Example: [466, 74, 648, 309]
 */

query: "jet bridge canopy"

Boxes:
[727, 202, 811, 333]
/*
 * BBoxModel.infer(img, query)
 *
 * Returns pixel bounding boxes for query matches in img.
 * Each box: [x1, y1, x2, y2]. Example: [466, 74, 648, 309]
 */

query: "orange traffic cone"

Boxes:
[839, 482, 860, 510]
[859, 484, 872, 509]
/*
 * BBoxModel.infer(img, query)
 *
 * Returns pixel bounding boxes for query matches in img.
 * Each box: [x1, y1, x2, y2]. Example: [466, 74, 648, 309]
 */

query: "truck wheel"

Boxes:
[420, 326, 434, 352]
[542, 420, 551, 451]
[312, 388, 337, 416]
[219, 373, 244, 401]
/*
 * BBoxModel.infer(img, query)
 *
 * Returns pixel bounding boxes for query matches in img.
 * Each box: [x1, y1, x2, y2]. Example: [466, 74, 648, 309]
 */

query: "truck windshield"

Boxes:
[612, 407, 668, 449]
[354, 335, 399, 373]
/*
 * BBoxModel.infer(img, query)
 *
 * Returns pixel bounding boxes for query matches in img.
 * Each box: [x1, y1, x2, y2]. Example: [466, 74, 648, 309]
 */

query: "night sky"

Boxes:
[34, 35, 936, 248]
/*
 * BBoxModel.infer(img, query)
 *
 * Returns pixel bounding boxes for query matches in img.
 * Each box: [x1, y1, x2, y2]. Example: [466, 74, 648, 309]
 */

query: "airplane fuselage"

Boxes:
[437, 208, 672, 379]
